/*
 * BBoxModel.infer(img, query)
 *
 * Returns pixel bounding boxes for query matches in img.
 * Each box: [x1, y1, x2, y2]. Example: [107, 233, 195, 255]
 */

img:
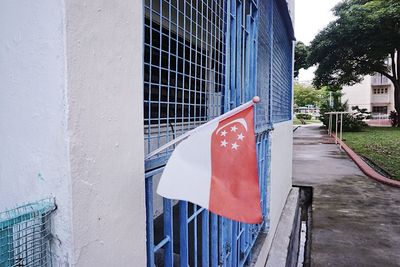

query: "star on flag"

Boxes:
[231, 142, 239, 150]
[220, 140, 228, 147]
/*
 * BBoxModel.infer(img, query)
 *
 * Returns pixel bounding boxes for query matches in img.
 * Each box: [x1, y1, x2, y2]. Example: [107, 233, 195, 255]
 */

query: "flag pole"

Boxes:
[145, 96, 260, 160]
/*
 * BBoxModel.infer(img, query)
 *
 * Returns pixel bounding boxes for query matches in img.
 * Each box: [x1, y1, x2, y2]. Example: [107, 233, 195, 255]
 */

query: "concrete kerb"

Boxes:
[332, 133, 400, 188]
[264, 188, 300, 267]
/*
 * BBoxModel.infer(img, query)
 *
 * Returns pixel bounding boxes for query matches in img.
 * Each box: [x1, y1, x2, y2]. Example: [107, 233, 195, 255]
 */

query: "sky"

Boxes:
[295, 0, 342, 82]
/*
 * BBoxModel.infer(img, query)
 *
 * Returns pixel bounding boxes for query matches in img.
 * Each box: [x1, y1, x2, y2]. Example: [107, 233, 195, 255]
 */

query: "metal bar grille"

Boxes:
[144, 132, 269, 267]
[0, 199, 55, 267]
[144, 0, 226, 170]
[256, 0, 272, 130]
[271, 0, 293, 123]
[143, 0, 293, 266]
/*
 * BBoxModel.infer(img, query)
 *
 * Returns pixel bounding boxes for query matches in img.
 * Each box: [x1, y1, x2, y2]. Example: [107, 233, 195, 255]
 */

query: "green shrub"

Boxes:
[296, 113, 312, 120]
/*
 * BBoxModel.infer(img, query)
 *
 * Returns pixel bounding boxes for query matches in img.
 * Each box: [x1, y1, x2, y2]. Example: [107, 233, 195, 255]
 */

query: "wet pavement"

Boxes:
[293, 124, 400, 267]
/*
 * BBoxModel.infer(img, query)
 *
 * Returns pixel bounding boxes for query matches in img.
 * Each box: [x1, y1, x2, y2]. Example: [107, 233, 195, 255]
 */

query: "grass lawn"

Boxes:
[293, 117, 322, 125]
[343, 127, 400, 180]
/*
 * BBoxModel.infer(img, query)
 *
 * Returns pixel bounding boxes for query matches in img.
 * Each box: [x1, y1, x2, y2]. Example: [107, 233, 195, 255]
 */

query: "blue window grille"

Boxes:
[0, 199, 56, 267]
[256, 0, 272, 130]
[143, 0, 293, 266]
[144, 0, 226, 171]
[270, 0, 293, 123]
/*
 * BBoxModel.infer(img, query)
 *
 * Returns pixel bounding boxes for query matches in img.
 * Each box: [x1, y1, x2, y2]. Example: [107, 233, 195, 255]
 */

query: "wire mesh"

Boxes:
[0, 199, 56, 267]
[144, 0, 227, 166]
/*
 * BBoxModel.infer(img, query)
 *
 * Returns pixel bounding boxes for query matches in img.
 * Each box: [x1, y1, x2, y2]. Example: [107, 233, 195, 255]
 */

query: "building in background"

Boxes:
[294, 105, 320, 118]
[342, 73, 395, 119]
[0, 0, 295, 266]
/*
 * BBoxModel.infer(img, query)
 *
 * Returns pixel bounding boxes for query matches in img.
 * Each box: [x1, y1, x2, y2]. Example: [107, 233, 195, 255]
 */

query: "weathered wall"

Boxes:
[65, 0, 146, 265]
[1, 0, 146, 265]
[0, 0, 73, 265]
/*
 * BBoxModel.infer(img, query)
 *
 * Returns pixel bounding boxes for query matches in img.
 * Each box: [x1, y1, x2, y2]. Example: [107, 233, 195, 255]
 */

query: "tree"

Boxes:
[294, 41, 309, 78]
[294, 83, 321, 107]
[308, 0, 400, 125]
[318, 86, 342, 109]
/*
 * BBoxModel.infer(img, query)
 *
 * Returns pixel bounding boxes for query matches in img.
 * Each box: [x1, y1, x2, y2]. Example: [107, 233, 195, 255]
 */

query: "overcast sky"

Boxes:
[295, 0, 342, 82]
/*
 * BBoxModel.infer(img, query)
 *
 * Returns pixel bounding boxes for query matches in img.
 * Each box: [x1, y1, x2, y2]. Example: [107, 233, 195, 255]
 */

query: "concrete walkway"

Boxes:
[293, 124, 400, 267]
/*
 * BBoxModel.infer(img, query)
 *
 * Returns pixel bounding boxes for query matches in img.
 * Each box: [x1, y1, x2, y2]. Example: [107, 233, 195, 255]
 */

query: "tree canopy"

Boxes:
[307, 0, 400, 121]
[293, 83, 321, 107]
[294, 41, 309, 78]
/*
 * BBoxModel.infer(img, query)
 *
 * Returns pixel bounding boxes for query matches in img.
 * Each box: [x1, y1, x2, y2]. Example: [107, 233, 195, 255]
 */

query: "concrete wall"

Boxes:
[254, 120, 294, 266]
[342, 76, 372, 111]
[0, 0, 146, 266]
[0, 1, 73, 264]
[65, 0, 146, 265]
[269, 120, 293, 238]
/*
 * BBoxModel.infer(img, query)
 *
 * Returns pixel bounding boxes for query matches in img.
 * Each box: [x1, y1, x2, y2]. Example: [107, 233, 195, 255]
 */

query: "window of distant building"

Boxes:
[373, 87, 388, 94]
[372, 106, 388, 114]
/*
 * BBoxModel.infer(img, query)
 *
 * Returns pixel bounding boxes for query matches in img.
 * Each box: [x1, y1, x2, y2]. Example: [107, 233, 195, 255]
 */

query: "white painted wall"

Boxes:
[269, 120, 293, 238]
[65, 0, 146, 266]
[0, 1, 73, 265]
[254, 120, 294, 266]
[0, 0, 146, 266]
[343, 75, 397, 114]
[342, 76, 372, 111]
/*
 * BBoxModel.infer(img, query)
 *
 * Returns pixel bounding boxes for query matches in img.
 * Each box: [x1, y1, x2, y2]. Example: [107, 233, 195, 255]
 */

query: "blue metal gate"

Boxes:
[143, 0, 293, 266]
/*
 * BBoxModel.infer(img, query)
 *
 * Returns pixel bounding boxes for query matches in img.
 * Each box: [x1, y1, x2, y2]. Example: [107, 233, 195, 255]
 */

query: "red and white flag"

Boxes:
[156, 101, 262, 224]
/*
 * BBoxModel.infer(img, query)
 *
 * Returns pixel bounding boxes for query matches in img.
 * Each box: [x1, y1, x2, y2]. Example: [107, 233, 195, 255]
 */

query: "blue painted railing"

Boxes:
[143, 0, 293, 266]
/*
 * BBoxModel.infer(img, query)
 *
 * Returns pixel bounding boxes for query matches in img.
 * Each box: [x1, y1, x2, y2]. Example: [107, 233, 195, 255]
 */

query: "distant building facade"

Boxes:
[342, 73, 395, 118]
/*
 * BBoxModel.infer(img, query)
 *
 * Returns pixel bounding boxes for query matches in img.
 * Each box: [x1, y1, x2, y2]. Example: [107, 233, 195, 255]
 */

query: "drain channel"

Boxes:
[296, 186, 312, 267]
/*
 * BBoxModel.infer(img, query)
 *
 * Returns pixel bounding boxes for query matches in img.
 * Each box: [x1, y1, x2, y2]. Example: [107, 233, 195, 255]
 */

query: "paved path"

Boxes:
[293, 125, 400, 267]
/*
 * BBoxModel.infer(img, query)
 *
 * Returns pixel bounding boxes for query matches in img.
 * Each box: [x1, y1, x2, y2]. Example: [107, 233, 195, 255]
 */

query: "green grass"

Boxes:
[293, 118, 322, 125]
[343, 127, 400, 180]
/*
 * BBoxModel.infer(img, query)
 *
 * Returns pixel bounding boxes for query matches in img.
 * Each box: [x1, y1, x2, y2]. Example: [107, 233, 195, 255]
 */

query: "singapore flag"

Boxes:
[157, 101, 262, 224]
